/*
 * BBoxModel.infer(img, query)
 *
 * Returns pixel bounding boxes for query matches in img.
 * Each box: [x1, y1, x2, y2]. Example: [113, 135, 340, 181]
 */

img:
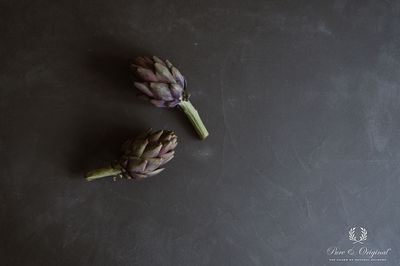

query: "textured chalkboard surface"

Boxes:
[1, 1, 400, 265]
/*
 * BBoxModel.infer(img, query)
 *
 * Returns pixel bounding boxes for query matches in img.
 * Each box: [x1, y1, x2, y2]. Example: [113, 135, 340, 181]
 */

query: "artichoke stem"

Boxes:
[85, 166, 122, 181]
[178, 100, 209, 140]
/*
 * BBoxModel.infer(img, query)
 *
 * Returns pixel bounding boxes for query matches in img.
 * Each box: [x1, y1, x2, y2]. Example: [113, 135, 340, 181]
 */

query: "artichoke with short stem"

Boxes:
[131, 56, 209, 140]
[85, 129, 177, 181]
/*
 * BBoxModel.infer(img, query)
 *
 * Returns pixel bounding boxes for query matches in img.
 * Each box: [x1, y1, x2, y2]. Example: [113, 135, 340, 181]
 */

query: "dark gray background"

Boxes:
[1, 0, 399, 265]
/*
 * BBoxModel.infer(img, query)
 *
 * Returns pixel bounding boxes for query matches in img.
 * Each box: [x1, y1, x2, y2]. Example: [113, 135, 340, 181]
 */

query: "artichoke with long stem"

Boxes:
[86, 129, 177, 181]
[131, 56, 209, 140]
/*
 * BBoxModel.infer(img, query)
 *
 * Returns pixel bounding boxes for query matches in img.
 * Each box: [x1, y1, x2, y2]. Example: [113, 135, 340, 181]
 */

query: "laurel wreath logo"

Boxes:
[348, 227, 367, 244]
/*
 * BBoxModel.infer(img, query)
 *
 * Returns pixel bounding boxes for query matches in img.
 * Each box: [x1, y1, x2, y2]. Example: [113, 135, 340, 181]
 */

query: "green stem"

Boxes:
[85, 166, 122, 181]
[178, 100, 209, 140]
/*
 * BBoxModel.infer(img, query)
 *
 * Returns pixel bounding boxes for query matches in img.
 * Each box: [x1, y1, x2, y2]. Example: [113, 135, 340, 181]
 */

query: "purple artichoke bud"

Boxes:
[119, 129, 177, 179]
[131, 56, 186, 108]
[131, 56, 209, 140]
[85, 129, 177, 181]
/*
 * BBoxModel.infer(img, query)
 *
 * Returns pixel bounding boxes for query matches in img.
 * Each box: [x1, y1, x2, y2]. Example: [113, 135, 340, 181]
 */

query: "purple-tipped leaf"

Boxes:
[142, 143, 163, 158]
[137, 67, 158, 82]
[170, 83, 184, 99]
[145, 158, 163, 172]
[150, 83, 174, 101]
[145, 168, 164, 177]
[148, 130, 164, 142]
[154, 63, 176, 83]
[152, 56, 165, 66]
[134, 56, 154, 68]
[134, 82, 154, 97]
[150, 100, 167, 107]
[128, 158, 147, 173]
[171, 67, 185, 88]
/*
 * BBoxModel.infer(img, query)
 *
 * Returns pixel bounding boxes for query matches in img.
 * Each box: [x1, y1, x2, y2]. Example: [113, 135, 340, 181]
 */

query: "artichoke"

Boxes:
[85, 129, 177, 181]
[131, 56, 209, 140]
